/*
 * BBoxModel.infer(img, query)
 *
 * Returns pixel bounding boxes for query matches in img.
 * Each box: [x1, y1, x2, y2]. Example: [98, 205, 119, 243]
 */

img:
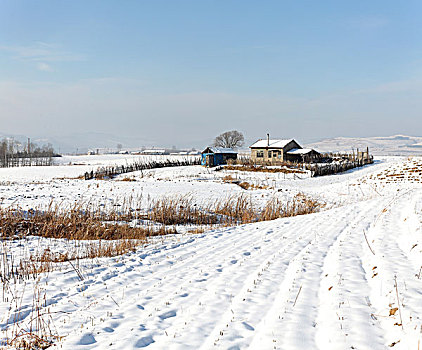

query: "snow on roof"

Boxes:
[250, 139, 295, 149]
[286, 148, 315, 155]
[202, 147, 237, 154]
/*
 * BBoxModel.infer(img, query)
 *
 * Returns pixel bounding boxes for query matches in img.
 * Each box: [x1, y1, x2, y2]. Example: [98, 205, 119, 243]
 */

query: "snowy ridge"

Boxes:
[306, 135, 422, 156]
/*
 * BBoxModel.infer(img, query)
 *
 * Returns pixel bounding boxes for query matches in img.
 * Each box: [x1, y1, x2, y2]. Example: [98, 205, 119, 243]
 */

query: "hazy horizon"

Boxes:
[1, 1, 421, 148]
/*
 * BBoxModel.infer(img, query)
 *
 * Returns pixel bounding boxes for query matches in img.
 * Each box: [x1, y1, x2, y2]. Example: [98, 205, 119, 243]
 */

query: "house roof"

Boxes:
[250, 139, 296, 149]
[202, 147, 237, 154]
[286, 148, 318, 155]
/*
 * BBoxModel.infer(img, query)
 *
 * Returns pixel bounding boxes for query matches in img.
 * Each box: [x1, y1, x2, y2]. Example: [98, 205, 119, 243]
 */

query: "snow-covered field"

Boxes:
[1, 155, 422, 349]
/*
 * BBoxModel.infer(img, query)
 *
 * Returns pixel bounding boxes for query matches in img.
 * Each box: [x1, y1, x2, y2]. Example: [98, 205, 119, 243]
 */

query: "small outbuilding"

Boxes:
[201, 147, 237, 167]
[286, 148, 321, 163]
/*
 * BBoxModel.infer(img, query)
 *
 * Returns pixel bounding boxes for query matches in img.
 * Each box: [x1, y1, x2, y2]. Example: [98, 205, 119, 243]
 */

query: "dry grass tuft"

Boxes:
[146, 196, 218, 226]
[238, 182, 251, 190]
[0, 204, 173, 241]
[222, 175, 236, 183]
[237, 181, 268, 190]
[225, 164, 305, 174]
[120, 177, 137, 182]
[145, 193, 323, 226]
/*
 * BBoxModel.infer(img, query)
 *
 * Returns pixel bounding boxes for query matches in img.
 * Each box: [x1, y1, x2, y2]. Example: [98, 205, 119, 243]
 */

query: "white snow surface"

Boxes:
[1, 155, 422, 349]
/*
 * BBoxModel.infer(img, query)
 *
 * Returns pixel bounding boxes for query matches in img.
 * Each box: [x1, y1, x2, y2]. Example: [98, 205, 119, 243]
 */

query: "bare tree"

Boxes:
[213, 130, 244, 149]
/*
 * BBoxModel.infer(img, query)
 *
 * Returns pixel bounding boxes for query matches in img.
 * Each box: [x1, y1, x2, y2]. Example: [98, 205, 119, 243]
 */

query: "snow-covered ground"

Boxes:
[1, 155, 422, 349]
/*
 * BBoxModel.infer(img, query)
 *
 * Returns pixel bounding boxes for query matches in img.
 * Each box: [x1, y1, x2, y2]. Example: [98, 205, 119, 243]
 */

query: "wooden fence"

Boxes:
[305, 157, 374, 177]
[84, 157, 201, 180]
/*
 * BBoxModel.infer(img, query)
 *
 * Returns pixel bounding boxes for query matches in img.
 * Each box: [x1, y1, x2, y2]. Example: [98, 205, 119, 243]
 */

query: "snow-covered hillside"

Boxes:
[1, 156, 422, 349]
[306, 135, 422, 156]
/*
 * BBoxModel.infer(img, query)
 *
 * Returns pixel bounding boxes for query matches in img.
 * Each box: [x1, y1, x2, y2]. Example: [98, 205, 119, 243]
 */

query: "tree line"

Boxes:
[0, 138, 58, 167]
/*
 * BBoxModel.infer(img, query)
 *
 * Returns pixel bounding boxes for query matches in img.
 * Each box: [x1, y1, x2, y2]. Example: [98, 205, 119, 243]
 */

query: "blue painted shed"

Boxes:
[201, 147, 238, 167]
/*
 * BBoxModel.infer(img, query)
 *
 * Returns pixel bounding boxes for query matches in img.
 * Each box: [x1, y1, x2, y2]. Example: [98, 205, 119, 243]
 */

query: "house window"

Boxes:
[257, 151, 264, 158]
[268, 151, 272, 158]
[273, 151, 281, 159]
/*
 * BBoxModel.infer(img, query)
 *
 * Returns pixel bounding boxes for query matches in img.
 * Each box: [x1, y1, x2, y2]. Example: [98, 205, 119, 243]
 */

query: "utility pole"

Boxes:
[27, 138, 30, 154]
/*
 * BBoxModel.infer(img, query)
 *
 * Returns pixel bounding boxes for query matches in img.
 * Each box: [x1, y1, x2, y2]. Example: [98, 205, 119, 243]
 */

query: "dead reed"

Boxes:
[224, 164, 305, 174]
[1, 193, 322, 242]
[4, 283, 59, 350]
[0, 204, 172, 241]
[222, 175, 268, 190]
[0, 193, 322, 275]
[1, 273, 61, 350]
[146, 196, 218, 226]
[0, 203, 175, 279]
[145, 193, 322, 227]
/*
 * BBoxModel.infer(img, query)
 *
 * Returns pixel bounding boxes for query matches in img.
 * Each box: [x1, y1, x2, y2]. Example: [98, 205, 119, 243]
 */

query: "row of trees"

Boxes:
[0, 138, 57, 167]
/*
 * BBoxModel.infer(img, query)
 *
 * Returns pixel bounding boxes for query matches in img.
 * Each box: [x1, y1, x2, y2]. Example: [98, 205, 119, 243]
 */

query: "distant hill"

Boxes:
[305, 135, 422, 156]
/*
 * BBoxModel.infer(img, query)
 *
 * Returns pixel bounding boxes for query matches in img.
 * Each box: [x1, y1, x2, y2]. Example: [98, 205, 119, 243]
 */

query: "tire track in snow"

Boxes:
[315, 199, 386, 350]
[245, 200, 383, 350]
[362, 189, 422, 349]
[56, 227, 269, 342]
[61, 221, 304, 348]
[198, 203, 377, 349]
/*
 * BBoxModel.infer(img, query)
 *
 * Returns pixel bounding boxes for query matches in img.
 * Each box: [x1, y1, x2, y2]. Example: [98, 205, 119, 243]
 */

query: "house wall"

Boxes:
[201, 152, 237, 167]
[251, 148, 284, 164]
[251, 140, 301, 165]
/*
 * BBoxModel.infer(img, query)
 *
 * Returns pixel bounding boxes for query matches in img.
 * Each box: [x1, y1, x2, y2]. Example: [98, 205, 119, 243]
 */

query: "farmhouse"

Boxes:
[201, 147, 237, 167]
[250, 134, 320, 164]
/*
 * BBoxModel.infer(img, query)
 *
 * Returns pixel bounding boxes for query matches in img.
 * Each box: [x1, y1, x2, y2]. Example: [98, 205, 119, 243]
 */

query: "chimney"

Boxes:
[267, 133, 270, 147]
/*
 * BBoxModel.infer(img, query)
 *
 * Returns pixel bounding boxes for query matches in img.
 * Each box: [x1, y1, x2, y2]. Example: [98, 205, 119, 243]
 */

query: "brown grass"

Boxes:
[222, 175, 268, 190]
[261, 193, 322, 221]
[145, 196, 218, 226]
[222, 175, 236, 183]
[0, 192, 322, 277]
[238, 181, 251, 190]
[0, 205, 172, 241]
[214, 192, 322, 224]
[119, 177, 137, 182]
[0, 203, 175, 278]
[237, 181, 268, 190]
[142, 193, 322, 227]
[225, 164, 305, 174]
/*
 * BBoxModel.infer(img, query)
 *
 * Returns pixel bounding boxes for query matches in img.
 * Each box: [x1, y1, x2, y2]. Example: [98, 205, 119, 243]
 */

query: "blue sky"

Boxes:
[0, 0, 421, 148]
